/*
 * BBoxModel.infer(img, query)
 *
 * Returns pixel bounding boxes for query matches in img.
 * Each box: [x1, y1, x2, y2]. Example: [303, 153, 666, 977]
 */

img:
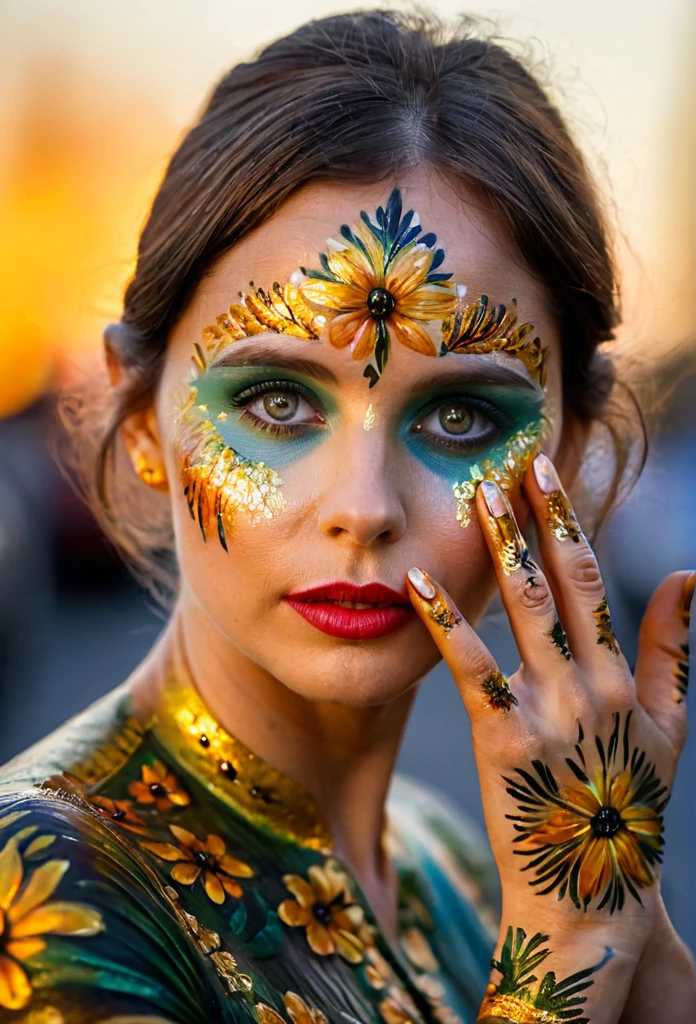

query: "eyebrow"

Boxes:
[208, 343, 542, 395]
[209, 347, 339, 385]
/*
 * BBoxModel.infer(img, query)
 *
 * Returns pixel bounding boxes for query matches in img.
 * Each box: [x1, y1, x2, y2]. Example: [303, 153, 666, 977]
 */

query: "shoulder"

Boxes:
[0, 788, 225, 1022]
[0, 683, 140, 794]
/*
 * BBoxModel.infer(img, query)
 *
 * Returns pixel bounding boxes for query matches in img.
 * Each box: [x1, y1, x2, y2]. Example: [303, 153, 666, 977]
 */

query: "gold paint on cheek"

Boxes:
[363, 403, 377, 431]
[453, 420, 548, 529]
[176, 396, 284, 550]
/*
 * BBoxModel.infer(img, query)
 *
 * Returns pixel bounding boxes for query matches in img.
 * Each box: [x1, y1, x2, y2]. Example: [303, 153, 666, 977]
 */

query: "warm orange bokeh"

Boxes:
[0, 57, 173, 417]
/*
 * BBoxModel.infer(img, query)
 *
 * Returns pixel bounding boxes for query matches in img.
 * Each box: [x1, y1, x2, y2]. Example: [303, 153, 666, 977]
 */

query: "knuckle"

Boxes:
[518, 572, 556, 617]
[567, 549, 605, 599]
[465, 647, 499, 684]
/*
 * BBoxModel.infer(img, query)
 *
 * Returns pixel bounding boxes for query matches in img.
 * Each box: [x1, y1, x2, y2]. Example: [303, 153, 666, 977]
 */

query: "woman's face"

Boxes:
[153, 170, 564, 705]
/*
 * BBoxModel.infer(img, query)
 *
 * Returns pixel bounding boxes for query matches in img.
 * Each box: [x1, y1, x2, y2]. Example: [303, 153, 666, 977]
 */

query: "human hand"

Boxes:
[406, 452, 693, 1024]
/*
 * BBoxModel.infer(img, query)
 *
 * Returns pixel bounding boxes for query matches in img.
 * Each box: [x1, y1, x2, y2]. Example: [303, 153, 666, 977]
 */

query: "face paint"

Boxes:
[198, 188, 549, 391]
[593, 596, 620, 655]
[176, 391, 285, 551]
[480, 926, 612, 1023]
[504, 712, 667, 914]
[481, 672, 518, 712]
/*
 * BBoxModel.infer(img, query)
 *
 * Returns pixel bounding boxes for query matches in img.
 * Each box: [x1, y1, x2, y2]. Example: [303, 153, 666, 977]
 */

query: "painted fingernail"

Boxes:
[480, 480, 531, 576]
[534, 453, 581, 543]
[533, 452, 559, 494]
[407, 567, 436, 600]
[407, 568, 462, 636]
[480, 479, 509, 518]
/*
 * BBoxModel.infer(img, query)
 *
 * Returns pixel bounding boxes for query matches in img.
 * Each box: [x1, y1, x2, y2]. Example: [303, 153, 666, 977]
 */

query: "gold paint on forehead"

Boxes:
[152, 666, 332, 853]
[363, 403, 377, 431]
[194, 189, 548, 388]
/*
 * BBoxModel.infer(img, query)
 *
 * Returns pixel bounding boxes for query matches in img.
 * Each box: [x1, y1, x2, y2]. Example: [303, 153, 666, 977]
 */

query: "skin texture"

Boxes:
[112, 168, 695, 1023]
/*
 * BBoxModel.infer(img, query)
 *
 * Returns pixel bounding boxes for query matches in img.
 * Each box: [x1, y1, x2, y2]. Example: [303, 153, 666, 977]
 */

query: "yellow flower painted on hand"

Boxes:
[141, 825, 254, 905]
[128, 759, 191, 813]
[0, 835, 103, 1010]
[299, 189, 456, 386]
[278, 859, 365, 963]
[505, 712, 667, 913]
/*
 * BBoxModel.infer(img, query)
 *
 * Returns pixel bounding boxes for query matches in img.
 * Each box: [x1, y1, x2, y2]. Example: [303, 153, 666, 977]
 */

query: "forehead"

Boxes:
[166, 168, 561, 397]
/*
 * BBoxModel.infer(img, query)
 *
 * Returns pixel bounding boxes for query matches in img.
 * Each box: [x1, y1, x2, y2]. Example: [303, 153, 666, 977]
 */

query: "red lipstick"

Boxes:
[285, 581, 414, 640]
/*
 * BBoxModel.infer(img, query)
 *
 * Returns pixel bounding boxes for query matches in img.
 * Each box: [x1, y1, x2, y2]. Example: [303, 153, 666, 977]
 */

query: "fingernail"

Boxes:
[533, 452, 560, 494]
[480, 479, 509, 518]
[480, 481, 531, 576]
[407, 567, 436, 600]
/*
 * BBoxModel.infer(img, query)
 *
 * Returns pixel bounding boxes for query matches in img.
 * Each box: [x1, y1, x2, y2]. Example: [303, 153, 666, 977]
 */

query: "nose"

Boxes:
[317, 431, 407, 547]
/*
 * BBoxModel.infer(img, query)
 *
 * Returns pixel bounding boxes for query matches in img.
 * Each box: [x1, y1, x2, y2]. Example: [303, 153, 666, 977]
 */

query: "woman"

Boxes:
[0, 10, 693, 1024]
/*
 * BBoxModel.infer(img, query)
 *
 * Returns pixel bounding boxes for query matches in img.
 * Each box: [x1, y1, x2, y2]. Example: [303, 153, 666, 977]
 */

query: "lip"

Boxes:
[285, 581, 414, 640]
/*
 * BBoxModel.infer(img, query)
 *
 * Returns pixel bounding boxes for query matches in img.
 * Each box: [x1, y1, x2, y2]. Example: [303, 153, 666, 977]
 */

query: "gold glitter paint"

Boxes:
[478, 994, 562, 1023]
[363, 403, 377, 431]
[453, 420, 548, 529]
[545, 490, 581, 543]
[481, 672, 518, 712]
[200, 280, 326, 364]
[442, 291, 547, 387]
[594, 596, 620, 655]
[177, 396, 284, 550]
[429, 599, 462, 637]
[488, 510, 533, 576]
[153, 664, 332, 853]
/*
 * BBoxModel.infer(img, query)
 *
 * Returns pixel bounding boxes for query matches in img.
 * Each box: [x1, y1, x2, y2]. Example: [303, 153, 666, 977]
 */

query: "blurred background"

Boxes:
[1, 0, 695, 952]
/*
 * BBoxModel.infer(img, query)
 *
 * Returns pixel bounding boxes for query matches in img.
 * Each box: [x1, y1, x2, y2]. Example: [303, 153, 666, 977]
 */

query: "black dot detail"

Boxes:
[219, 760, 237, 780]
[312, 901, 333, 926]
[112, 809, 126, 821]
[199, 734, 210, 748]
[149, 783, 167, 797]
[366, 287, 395, 319]
[591, 805, 623, 838]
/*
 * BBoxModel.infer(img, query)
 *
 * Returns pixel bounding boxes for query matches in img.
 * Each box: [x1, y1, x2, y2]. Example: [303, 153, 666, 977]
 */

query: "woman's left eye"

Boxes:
[412, 399, 501, 450]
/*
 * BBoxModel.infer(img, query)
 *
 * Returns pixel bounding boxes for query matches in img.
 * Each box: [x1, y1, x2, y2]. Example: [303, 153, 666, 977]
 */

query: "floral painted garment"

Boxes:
[0, 667, 498, 1023]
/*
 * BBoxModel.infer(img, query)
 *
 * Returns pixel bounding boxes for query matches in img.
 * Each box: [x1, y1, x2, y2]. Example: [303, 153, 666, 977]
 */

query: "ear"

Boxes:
[104, 336, 169, 492]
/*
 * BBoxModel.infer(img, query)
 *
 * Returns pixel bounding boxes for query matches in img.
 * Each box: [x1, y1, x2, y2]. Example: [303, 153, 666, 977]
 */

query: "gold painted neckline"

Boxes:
[151, 669, 333, 854]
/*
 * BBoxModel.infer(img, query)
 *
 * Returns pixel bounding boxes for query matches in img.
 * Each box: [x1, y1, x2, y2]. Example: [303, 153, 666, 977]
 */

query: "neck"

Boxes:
[130, 587, 417, 938]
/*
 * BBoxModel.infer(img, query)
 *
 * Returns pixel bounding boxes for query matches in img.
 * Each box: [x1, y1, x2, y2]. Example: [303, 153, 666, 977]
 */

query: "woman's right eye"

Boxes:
[232, 382, 326, 433]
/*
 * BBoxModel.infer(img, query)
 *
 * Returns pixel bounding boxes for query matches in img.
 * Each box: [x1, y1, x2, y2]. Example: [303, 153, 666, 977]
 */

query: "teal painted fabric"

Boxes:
[0, 671, 498, 1023]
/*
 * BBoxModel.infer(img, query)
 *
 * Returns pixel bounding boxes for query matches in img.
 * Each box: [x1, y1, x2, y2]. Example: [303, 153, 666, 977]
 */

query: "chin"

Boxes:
[262, 631, 440, 706]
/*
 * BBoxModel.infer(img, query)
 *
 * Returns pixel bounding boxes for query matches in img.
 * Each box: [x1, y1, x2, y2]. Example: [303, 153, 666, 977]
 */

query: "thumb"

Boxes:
[634, 570, 694, 750]
[405, 566, 519, 719]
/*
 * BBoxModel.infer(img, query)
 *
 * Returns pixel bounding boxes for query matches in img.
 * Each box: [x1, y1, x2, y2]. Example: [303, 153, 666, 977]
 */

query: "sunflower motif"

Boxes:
[141, 825, 254, 905]
[256, 992, 328, 1024]
[128, 759, 191, 813]
[299, 188, 456, 386]
[277, 859, 365, 963]
[504, 711, 668, 913]
[90, 796, 148, 835]
[0, 835, 103, 1010]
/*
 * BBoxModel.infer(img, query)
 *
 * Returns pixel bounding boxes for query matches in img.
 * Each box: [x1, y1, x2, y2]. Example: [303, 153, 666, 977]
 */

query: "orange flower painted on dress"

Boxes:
[299, 189, 455, 386]
[90, 796, 148, 835]
[256, 992, 329, 1024]
[141, 825, 254, 905]
[505, 712, 668, 913]
[0, 835, 103, 1011]
[278, 859, 365, 963]
[128, 760, 190, 813]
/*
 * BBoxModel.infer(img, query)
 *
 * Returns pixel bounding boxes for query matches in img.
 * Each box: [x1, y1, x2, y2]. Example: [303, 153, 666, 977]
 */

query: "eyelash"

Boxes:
[226, 379, 513, 449]
[229, 379, 322, 437]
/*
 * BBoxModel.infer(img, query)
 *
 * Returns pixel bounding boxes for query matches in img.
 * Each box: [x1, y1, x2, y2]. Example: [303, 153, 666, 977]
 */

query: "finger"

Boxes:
[475, 480, 574, 674]
[526, 452, 625, 668]
[406, 567, 521, 718]
[635, 570, 694, 750]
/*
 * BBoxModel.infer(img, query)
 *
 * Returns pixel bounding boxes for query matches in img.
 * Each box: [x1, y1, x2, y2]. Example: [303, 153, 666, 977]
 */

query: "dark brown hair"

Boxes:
[63, 9, 643, 602]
